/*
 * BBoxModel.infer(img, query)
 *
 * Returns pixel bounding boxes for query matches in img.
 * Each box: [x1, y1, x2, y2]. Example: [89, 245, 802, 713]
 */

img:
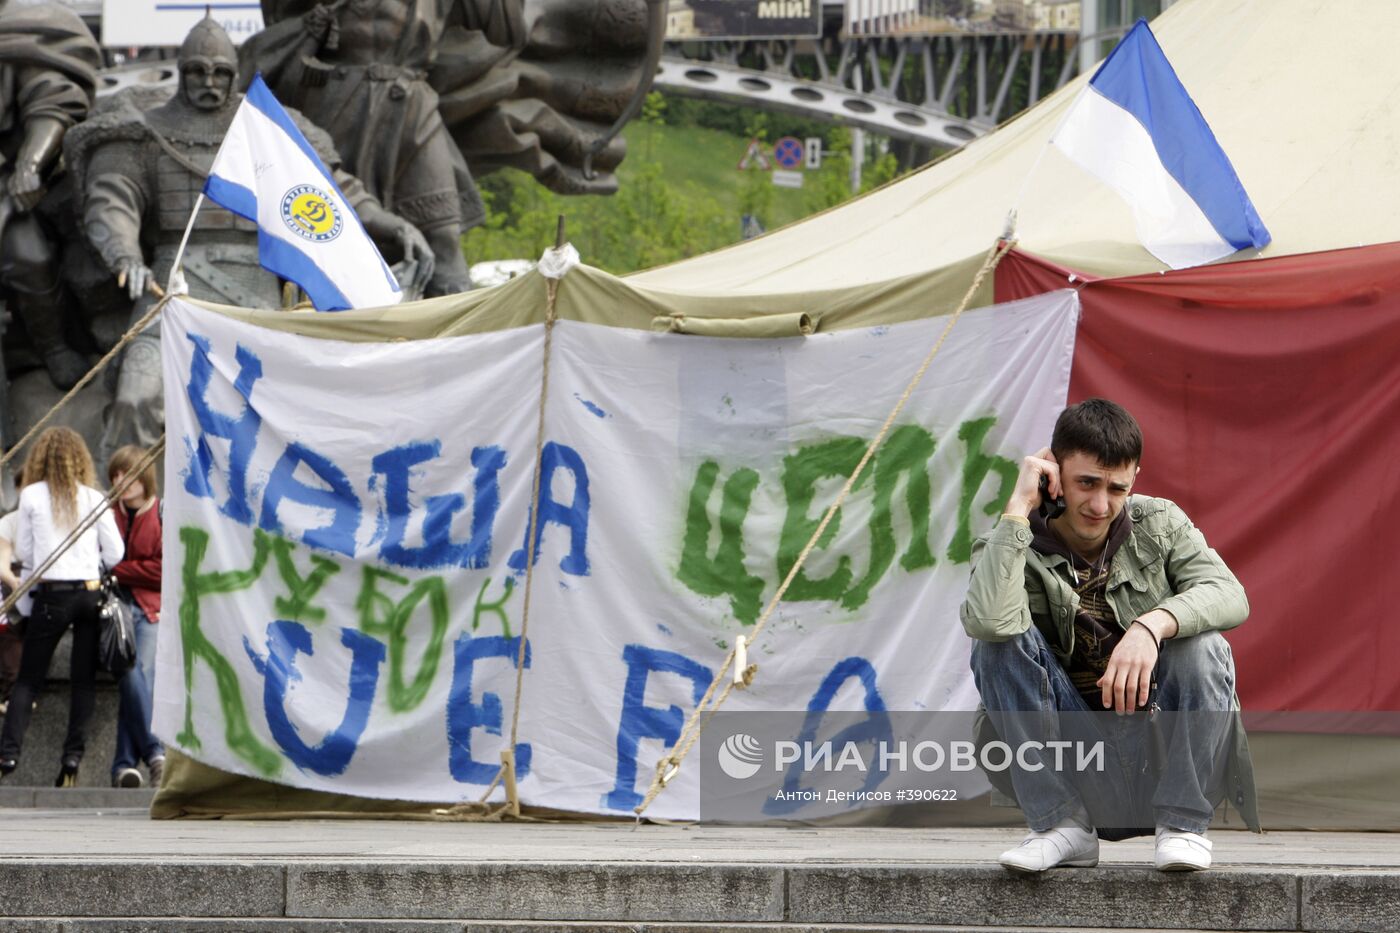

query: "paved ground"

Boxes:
[2, 807, 1396, 870]
[2, 809, 1397, 931]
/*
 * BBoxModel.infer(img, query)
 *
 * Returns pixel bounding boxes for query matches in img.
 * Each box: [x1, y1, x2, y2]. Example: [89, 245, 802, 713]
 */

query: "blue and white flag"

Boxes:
[1051, 19, 1270, 270]
[204, 75, 400, 310]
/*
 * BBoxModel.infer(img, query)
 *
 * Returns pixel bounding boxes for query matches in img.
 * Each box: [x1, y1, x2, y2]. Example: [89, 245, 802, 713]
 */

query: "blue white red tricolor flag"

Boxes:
[203, 74, 401, 310]
[1051, 19, 1270, 269]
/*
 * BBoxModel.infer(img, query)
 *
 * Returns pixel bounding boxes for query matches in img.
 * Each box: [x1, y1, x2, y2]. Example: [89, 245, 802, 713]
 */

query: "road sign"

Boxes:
[772, 170, 804, 189]
[805, 137, 823, 169]
[773, 136, 804, 169]
[737, 138, 772, 170]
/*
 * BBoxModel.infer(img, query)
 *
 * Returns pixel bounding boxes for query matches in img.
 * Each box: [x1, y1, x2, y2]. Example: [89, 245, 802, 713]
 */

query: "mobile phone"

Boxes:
[1038, 474, 1067, 520]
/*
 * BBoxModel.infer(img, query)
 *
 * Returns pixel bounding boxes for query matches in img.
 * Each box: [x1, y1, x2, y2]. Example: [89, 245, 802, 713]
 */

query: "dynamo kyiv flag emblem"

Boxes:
[204, 74, 400, 310]
[1051, 19, 1270, 270]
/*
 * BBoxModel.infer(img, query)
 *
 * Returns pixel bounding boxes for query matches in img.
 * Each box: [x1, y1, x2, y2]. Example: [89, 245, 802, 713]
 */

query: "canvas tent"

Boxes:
[634, 0, 1400, 715]
[632, 0, 1400, 824]
[632, 0, 1400, 290]
[154, 0, 1399, 827]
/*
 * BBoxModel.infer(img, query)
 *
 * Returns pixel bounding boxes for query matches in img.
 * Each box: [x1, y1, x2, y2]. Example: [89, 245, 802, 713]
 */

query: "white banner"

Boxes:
[156, 290, 1079, 819]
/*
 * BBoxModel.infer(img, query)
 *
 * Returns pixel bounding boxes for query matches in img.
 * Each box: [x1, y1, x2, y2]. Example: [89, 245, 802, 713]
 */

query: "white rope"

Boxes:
[631, 236, 1018, 819]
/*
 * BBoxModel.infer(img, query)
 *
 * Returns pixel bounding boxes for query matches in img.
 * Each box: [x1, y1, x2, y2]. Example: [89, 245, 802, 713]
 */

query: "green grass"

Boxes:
[621, 121, 832, 231]
[465, 114, 883, 275]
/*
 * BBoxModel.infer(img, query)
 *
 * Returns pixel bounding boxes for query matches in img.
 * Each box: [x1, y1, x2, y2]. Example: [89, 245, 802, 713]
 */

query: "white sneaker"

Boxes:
[998, 820, 1099, 873]
[113, 767, 144, 789]
[1155, 826, 1212, 871]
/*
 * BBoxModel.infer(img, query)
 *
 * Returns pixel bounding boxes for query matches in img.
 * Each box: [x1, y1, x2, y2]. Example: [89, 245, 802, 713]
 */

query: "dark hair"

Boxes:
[1051, 398, 1142, 467]
[107, 444, 160, 499]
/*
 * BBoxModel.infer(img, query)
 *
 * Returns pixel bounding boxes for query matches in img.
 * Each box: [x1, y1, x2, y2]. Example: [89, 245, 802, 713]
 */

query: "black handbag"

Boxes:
[97, 573, 136, 675]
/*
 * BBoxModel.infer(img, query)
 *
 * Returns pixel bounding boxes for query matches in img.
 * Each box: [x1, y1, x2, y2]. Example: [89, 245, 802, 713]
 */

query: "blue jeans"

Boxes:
[970, 626, 1235, 836]
[111, 601, 163, 775]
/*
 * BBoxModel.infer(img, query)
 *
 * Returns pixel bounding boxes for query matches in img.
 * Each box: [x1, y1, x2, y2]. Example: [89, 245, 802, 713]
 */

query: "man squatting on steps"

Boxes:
[960, 398, 1257, 873]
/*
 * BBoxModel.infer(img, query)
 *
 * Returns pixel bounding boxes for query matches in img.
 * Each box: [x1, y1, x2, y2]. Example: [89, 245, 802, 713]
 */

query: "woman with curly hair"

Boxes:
[0, 427, 123, 786]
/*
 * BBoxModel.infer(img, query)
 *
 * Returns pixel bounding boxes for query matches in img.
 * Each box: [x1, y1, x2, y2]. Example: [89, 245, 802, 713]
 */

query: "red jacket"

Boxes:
[113, 498, 161, 623]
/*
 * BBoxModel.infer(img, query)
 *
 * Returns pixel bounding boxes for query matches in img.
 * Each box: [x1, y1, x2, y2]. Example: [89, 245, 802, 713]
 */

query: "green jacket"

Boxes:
[961, 495, 1260, 832]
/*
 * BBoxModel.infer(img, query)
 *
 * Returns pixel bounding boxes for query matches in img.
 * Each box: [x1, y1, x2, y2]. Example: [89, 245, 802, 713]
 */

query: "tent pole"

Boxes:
[500, 749, 520, 817]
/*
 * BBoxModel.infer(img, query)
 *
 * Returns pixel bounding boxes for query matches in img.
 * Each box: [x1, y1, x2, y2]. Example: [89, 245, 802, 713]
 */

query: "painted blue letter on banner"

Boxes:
[447, 634, 532, 784]
[372, 442, 506, 570]
[509, 442, 591, 577]
[244, 621, 386, 777]
[260, 442, 361, 558]
[602, 644, 713, 811]
[765, 656, 892, 815]
[184, 333, 263, 525]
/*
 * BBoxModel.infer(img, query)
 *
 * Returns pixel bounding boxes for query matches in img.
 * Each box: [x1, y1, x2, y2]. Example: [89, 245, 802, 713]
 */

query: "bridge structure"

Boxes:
[96, 16, 1087, 153]
[97, 25, 1083, 153]
[655, 28, 1082, 150]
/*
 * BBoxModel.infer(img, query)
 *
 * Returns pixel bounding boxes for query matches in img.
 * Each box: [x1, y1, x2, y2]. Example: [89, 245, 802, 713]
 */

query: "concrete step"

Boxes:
[0, 923, 1282, 933]
[0, 860, 1393, 932]
[2, 817, 1396, 932]
[0, 786, 153, 808]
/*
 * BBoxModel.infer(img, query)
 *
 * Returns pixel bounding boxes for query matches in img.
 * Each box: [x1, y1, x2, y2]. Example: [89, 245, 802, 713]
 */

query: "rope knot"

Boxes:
[655, 755, 681, 788]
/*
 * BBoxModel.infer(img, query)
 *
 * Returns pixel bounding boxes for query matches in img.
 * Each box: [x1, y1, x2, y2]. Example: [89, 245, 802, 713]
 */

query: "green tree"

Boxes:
[806, 126, 854, 212]
[862, 147, 900, 193]
[737, 117, 774, 229]
[464, 103, 919, 276]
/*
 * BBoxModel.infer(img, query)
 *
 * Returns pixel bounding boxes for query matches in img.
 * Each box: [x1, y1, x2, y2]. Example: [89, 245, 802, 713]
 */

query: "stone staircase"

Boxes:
[0, 629, 145, 790]
[0, 786, 153, 808]
[0, 815, 1393, 932]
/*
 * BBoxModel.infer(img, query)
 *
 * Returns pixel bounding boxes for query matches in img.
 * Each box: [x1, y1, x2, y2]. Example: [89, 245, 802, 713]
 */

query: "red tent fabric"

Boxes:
[997, 243, 1400, 712]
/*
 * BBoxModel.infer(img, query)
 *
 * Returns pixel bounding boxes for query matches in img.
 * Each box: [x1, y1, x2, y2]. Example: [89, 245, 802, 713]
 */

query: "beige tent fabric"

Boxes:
[632, 0, 1400, 294]
[188, 249, 995, 340]
[150, 750, 619, 823]
[652, 311, 816, 336]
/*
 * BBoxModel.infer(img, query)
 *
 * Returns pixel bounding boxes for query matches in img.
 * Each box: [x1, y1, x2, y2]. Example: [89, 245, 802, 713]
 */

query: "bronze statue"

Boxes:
[66, 16, 434, 463]
[244, 0, 666, 294]
[0, 2, 663, 488]
[0, 2, 101, 390]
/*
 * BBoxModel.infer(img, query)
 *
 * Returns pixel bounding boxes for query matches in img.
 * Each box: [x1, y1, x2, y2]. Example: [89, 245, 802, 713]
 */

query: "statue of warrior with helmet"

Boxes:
[65, 15, 432, 464]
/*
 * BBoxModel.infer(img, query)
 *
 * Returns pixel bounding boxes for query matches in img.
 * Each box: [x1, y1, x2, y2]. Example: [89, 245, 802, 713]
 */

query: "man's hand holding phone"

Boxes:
[1004, 447, 1061, 520]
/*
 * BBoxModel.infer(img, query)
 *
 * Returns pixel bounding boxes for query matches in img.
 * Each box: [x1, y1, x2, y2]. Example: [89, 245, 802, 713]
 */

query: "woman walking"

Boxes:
[107, 445, 164, 788]
[0, 427, 123, 786]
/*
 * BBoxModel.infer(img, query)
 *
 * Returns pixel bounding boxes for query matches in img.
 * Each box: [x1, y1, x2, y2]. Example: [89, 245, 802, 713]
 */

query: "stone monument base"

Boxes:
[1, 628, 138, 788]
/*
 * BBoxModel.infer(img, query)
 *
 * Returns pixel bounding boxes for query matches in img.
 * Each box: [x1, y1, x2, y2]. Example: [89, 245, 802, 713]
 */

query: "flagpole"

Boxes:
[167, 192, 204, 294]
[1004, 86, 1087, 241]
